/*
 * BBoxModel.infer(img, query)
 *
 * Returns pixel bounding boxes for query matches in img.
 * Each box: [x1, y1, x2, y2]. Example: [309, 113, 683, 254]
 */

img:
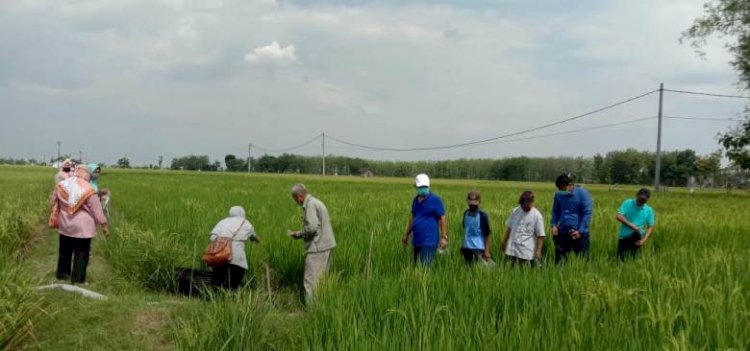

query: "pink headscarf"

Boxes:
[55, 166, 96, 214]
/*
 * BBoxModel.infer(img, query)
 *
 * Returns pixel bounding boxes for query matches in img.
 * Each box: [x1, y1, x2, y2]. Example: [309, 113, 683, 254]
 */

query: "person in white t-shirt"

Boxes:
[501, 190, 545, 266]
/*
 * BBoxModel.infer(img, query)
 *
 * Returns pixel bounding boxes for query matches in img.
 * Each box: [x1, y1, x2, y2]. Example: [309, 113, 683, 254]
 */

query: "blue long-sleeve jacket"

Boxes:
[550, 186, 593, 236]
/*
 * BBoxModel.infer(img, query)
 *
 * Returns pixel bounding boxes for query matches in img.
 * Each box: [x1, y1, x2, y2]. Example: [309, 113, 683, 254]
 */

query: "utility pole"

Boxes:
[56, 141, 61, 162]
[654, 83, 664, 191]
[79, 150, 82, 163]
[247, 143, 253, 173]
[322, 133, 326, 176]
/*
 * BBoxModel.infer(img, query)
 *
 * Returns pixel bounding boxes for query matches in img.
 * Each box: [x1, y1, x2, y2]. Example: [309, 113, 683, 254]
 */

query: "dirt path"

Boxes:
[22, 227, 191, 351]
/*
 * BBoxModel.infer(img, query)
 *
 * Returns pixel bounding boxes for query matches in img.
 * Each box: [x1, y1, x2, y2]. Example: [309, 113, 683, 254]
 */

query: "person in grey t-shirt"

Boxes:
[501, 191, 545, 266]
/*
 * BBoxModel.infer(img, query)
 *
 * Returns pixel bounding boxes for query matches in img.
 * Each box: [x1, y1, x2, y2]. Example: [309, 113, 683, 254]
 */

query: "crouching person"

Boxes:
[615, 188, 655, 261]
[207, 206, 259, 290]
[501, 191, 545, 266]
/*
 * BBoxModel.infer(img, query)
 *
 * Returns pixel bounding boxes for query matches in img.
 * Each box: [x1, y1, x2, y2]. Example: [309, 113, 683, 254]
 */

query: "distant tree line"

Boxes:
[206, 148, 733, 187]
[3, 147, 745, 188]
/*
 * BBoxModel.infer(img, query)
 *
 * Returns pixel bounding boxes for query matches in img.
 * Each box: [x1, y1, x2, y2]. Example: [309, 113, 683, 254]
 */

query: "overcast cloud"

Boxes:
[0, 0, 746, 165]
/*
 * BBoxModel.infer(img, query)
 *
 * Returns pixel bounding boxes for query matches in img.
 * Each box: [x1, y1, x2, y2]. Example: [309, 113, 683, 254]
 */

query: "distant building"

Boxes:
[361, 170, 374, 178]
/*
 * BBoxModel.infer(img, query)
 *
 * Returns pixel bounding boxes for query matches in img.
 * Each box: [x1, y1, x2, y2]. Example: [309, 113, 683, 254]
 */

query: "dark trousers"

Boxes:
[212, 264, 246, 290]
[618, 233, 642, 261]
[412, 246, 437, 266]
[56, 234, 92, 283]
[460, 248, 483, 265]
[554, 234, 590, 264]
[506, 255, 536, 267]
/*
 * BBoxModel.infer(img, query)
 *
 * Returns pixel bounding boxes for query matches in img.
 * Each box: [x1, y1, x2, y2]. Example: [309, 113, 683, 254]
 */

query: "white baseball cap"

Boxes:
[415, 173, 430, 187]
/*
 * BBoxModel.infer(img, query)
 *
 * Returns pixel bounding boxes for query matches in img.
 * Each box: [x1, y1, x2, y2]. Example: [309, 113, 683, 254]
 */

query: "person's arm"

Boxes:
[481, 212, 491, 260]
[247, 224, 260, 243]
[402, 215, 413, 246]
[87, 194, 109, 236]
[550, 196, 560, 235]
[298, 201, 321, 239]
[637, 210, 655, 246]
[534, 212, 545, 260]
[500, 227, 511, 252]
[577, 190, 593, 235]
[616, 213, 640, 232]
[439, 216, 448, 248]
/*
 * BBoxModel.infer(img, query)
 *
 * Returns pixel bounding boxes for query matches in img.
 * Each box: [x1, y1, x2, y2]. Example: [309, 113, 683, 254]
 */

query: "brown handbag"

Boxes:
[202, 219, 245, 267]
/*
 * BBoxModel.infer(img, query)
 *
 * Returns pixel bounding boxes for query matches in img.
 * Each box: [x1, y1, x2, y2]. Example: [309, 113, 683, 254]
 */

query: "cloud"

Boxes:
[244, 41, 299, 67]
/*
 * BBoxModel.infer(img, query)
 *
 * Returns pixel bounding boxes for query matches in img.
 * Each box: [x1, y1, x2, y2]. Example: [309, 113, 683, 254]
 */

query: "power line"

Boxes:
[663, 115, 744, 122]
[327, 89, 659, 151]
[480, 117, 656, 146]
[252, 133, 323, 153]
[663, 89, 750, 99]
[323, 117, 656, 152]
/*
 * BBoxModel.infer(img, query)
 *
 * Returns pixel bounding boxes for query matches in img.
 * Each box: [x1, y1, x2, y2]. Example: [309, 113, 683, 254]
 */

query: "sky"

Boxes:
[1, 0, 747, 166]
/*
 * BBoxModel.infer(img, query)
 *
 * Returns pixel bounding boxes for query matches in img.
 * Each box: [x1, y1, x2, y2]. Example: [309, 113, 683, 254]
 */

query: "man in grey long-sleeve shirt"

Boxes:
[289, 184, 336, 302]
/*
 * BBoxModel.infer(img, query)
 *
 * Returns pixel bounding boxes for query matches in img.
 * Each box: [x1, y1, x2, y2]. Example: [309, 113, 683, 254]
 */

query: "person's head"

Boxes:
[61, 159, 72, 172]
[74, 164, 91, 181]
[415, 173, 430, 197]
[555, 174, 573, 191]
[229, 206, 246, 218]
[519, 190, 535, 212]
[290, 184, 308, 205]
[88, 163, 101, 180]
[636, 188, 651, 206]
[466, 190, 481, 211]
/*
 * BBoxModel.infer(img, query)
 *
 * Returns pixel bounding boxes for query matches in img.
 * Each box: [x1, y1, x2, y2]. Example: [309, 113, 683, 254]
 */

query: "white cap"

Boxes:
[415, 173, 430, 187]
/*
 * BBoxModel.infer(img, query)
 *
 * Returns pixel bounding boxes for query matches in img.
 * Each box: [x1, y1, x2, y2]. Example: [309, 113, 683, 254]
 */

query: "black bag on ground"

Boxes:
[175, 267, 212, 297]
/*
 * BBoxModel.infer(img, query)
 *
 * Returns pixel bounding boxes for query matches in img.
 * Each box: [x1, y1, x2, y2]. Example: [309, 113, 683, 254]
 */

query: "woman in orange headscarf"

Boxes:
[50, 165, 109, 283]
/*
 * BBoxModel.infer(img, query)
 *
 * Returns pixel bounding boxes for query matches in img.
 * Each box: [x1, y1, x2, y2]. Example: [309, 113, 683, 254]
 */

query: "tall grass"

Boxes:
[80, 169, 750, 349]
[0, 166, 51, 349]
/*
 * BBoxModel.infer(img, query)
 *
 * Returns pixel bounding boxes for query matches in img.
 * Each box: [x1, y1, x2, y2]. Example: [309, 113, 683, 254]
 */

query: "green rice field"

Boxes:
[1, 165, 749, 350]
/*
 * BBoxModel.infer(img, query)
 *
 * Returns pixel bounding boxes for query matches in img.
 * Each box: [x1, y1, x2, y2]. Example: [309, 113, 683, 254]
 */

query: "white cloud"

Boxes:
[244, 41, 298, 66]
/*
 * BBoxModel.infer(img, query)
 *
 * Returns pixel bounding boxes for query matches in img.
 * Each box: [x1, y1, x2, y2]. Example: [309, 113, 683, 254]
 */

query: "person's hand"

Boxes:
[290, 231, 301, 240]
[570, 230, 581, 240]
[439, 237, 448, 249]
[401, 235, 409, 247]
[102, 226, 110, 238]
[631, 225, 641, 233]
[551, 226, 558, 236]
[635, 238, 646, 246]
[482, 252, 490, 262]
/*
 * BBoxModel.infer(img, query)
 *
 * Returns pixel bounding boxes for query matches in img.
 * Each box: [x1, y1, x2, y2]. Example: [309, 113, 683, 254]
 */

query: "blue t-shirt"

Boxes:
[411, 193, 445, 247]
[617, 199, 655, 238]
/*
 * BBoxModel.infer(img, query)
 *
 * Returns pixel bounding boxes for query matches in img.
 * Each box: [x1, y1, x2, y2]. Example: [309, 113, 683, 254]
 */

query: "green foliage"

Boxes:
[117, 156, 131, 168]
[246, 150, 704, 186]
[98, 168, 750, 350]
[719, 117, 750, 170]
[0, 166, 50, 349]
[170, 155, 220, 171]
[683, 0, 750, 90]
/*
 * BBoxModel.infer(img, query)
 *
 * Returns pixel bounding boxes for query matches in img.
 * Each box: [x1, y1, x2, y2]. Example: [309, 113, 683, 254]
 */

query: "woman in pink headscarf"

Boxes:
[50, 165, 109, 283]
[55, 159, 73, 183]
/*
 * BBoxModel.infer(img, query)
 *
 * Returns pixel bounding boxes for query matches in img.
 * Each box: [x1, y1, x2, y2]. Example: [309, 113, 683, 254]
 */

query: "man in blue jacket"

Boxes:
[550, 174, 593, 263]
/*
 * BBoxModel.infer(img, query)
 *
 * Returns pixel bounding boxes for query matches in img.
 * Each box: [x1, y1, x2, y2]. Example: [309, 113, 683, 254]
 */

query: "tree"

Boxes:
[170, 155, 212, 171]
[695, 150, 723, 186]
[685, 2, 750, 170]
[224, 154, 247, 172]
[117, 156, 131, 168]
[719, 117, 750, 170]
[683, 0, 750, 90]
